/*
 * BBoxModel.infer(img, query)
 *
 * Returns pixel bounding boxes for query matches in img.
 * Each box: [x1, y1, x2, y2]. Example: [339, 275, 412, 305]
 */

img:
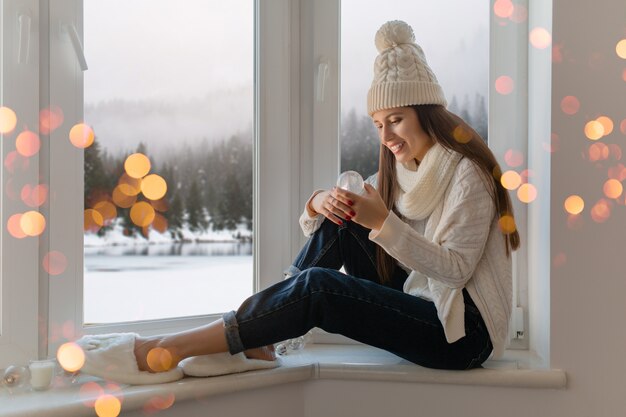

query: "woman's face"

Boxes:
[372, 107, 433, 164]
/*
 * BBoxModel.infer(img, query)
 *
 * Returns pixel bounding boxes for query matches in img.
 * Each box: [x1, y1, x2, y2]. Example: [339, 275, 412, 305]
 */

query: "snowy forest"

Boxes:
[84, 93, 487, 240]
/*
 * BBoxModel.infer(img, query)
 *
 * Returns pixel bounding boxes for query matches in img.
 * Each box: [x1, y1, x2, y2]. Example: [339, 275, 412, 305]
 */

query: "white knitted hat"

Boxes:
[367, 20, 447, 115]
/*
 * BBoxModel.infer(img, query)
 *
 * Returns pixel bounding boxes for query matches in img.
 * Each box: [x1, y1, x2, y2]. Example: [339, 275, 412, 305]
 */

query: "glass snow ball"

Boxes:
[2, 365, 29, 389]
[336, 171, 364, 195]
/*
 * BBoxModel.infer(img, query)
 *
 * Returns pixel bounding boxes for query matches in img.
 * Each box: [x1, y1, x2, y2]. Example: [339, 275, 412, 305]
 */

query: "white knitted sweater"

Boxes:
[299, 158, 512, 358]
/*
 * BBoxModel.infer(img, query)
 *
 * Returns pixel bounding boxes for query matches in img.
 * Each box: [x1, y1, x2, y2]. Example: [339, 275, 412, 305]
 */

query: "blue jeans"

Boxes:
[223, 218, 493, 370]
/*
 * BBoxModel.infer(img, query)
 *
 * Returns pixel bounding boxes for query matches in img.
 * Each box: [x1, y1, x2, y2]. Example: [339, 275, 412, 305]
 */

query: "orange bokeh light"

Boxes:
[5, 150, 30, 174]
[118, 174, 142, 196]
[21, 184, 49, 207]
[590, 199, 611, 223]
[560, 96, 580, 115]
[146, 347, 174, 372]
[603, 179, 623, 199]
[124, 153, 151, 179]
[143, 393, 176, 413]
[151, 213, 169, 233]
[93, 201, 117, 223]
[16, 130, 41, 157]
[94, 394, 122, 417]
[608, 163, 626, 181]
[57, 342, 86, 373]
[500, 170, 522, 190]
[452, 125, 473, 144]
[564, 195, 584, 215]
[529, 27, 551, 49]
[498, 214, 517, 234]
[20, 211, 46, 236]
[621, 119, 626, 135]
[608, 144, 622, 160]
[509, 3, 528, 23]
[69, 123, 95, 148]
[7, 214, 27, 239]
[596, 116, 614, 136]
[0, 106, 18, 134]
[43, 250, 68, 276]
[130, 201, 156, 227]
[141, 174, 167, 200]
[80, 382, 105, 407]
[517, 183, 537, 203]
[39, 106, 64, 135]
[504, 149, 524, 167]
[588, 142, 609, 162]
[616, 39, 626, 59]
[494, 0, 514, 18]
[495, 75, 514, 95]
[112, 185, 138, 208]
[84, 208, 104, 232]
[584, 120, 604, 140]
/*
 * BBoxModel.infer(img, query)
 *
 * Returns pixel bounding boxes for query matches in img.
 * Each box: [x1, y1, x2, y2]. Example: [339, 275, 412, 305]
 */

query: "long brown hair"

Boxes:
[375, 104, 521, 284]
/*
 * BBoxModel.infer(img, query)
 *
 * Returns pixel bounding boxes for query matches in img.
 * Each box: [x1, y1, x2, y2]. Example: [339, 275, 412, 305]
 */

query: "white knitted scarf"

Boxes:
[395, 143, 462, 220]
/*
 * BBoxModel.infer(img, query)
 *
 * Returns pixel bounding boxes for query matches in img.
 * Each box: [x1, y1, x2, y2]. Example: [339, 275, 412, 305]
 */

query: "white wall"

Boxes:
[125, 0, 626, 415]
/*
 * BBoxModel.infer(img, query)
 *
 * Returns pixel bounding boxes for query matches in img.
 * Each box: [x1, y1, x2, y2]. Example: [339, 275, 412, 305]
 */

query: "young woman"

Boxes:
[135, 20, 519, 371]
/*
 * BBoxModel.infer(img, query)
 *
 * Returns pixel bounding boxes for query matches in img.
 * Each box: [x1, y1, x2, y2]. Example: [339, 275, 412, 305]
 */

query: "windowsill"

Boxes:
[0, 344, 566, 417]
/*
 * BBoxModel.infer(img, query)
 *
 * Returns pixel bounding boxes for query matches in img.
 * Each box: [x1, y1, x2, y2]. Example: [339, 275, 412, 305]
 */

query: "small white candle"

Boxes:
[29, 359, 56, 390]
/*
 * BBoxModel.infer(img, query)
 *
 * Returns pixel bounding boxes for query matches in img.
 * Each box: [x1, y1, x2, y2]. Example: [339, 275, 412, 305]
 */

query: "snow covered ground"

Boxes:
[83, 222, 254, 324]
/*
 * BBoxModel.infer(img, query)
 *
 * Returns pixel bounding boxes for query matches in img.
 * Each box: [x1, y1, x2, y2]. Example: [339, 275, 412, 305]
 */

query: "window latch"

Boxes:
[17, 12, 32, 64]
[64, 23, 88, 71]
[316, 58, 329, 102]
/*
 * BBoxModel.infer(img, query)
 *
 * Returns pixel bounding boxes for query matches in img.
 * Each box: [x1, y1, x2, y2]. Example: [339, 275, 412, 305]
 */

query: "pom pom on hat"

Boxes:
[374, 20, 415, 52]
[367, 20, 447, 115]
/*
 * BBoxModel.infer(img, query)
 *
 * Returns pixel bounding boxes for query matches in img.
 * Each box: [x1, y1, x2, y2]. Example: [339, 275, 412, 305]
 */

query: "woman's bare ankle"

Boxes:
[244, 345, 277, 361]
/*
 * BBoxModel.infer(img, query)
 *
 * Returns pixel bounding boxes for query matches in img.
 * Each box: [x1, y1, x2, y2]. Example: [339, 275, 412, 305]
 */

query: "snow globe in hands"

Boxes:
[336, 171, 364, 195]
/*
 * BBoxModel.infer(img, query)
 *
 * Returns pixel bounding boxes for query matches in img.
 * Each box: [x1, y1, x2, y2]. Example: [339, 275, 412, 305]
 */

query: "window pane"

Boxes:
[340, 0, 488, 177]
[83, 0, 254, 324]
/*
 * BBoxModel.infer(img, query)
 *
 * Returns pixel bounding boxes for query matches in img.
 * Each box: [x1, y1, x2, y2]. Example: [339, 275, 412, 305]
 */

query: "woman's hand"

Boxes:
[332, 183, 390, 231]
[309, 190, 350, 225]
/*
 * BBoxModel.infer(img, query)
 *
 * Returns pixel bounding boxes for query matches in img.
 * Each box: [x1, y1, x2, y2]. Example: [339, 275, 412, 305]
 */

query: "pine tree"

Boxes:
[84, 137, 114, 208]
[186, 178, 206, 232]
[472, 93, 488, 142]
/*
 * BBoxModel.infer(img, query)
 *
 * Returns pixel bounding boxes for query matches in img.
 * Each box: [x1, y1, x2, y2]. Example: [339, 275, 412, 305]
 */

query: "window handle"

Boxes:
[64, 24, 88, 71]
[316, 59, 329, 102]
[17, 12, 32, 64]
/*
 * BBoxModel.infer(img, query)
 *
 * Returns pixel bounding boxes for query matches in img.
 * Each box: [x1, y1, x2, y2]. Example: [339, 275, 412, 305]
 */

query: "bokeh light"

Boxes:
[7, 214, 27, 239]
[584, 120, 605, 140]
[517, 183, 537, 203]
[146, 347, 173, 372]
[520, 169, 532, 184]
[118, 174, 142, 196]
[616, 39, 626, 59]
[504, 149, 524, 167]
[564, 195, 584, 215]
[84, 208, 104, 232]
[588, 142, 609, 162]
[0, 106, 18, 134]
[20, 211, 46, 236]
[5, 150, 30, 174]
[130, 201, 156, 227]
[93, 201, 117, 224]
[596, 116, 614, 136]
[495, 75, 514, 95]
[57, 342, 86, 373]
[124, 153, 151, 179]
[500, 170, 522, 190]
[603, 179, 623, 199]
[43, 251, 68, 276]
[608, 163, 626, 181]
[623, 69, 626, 82]
[141, 174, 167, 200]
[94, 394, 122, 417]
[452, 125, 472, 143]
[143, 393, 175, 414]
[509, 3, 528, 23]
[553, 252, 567, 268]
[21, 184, 49, 207]
[112, 185, 138, 208]
[151, 213, 169, 233]
[69, 123, 95, 148]
[621, 119, 626, 135]
[543, 133, 560, 153]
[16, 130, 41, 157]
[494, 0, 514, 18]
[498, 214, 517, 234]
[609, 144, 622, 160]
[39, 106, 64, 135]
[560, 96, 580, 115]
[80, 382, 104, 407]
[150, 197, 169, 213]
[590, 199, 611, 223]
[529, 27, 551, 49]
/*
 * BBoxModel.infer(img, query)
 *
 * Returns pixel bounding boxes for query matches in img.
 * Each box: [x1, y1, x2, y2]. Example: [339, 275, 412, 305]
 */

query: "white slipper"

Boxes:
[180, 352, 281, 377]
[75, 333, 184, 385]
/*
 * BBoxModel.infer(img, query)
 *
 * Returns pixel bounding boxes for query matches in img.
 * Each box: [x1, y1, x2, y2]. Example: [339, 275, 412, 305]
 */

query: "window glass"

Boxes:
[82, 0, 254, 324]
[340, 0, 488, 177]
